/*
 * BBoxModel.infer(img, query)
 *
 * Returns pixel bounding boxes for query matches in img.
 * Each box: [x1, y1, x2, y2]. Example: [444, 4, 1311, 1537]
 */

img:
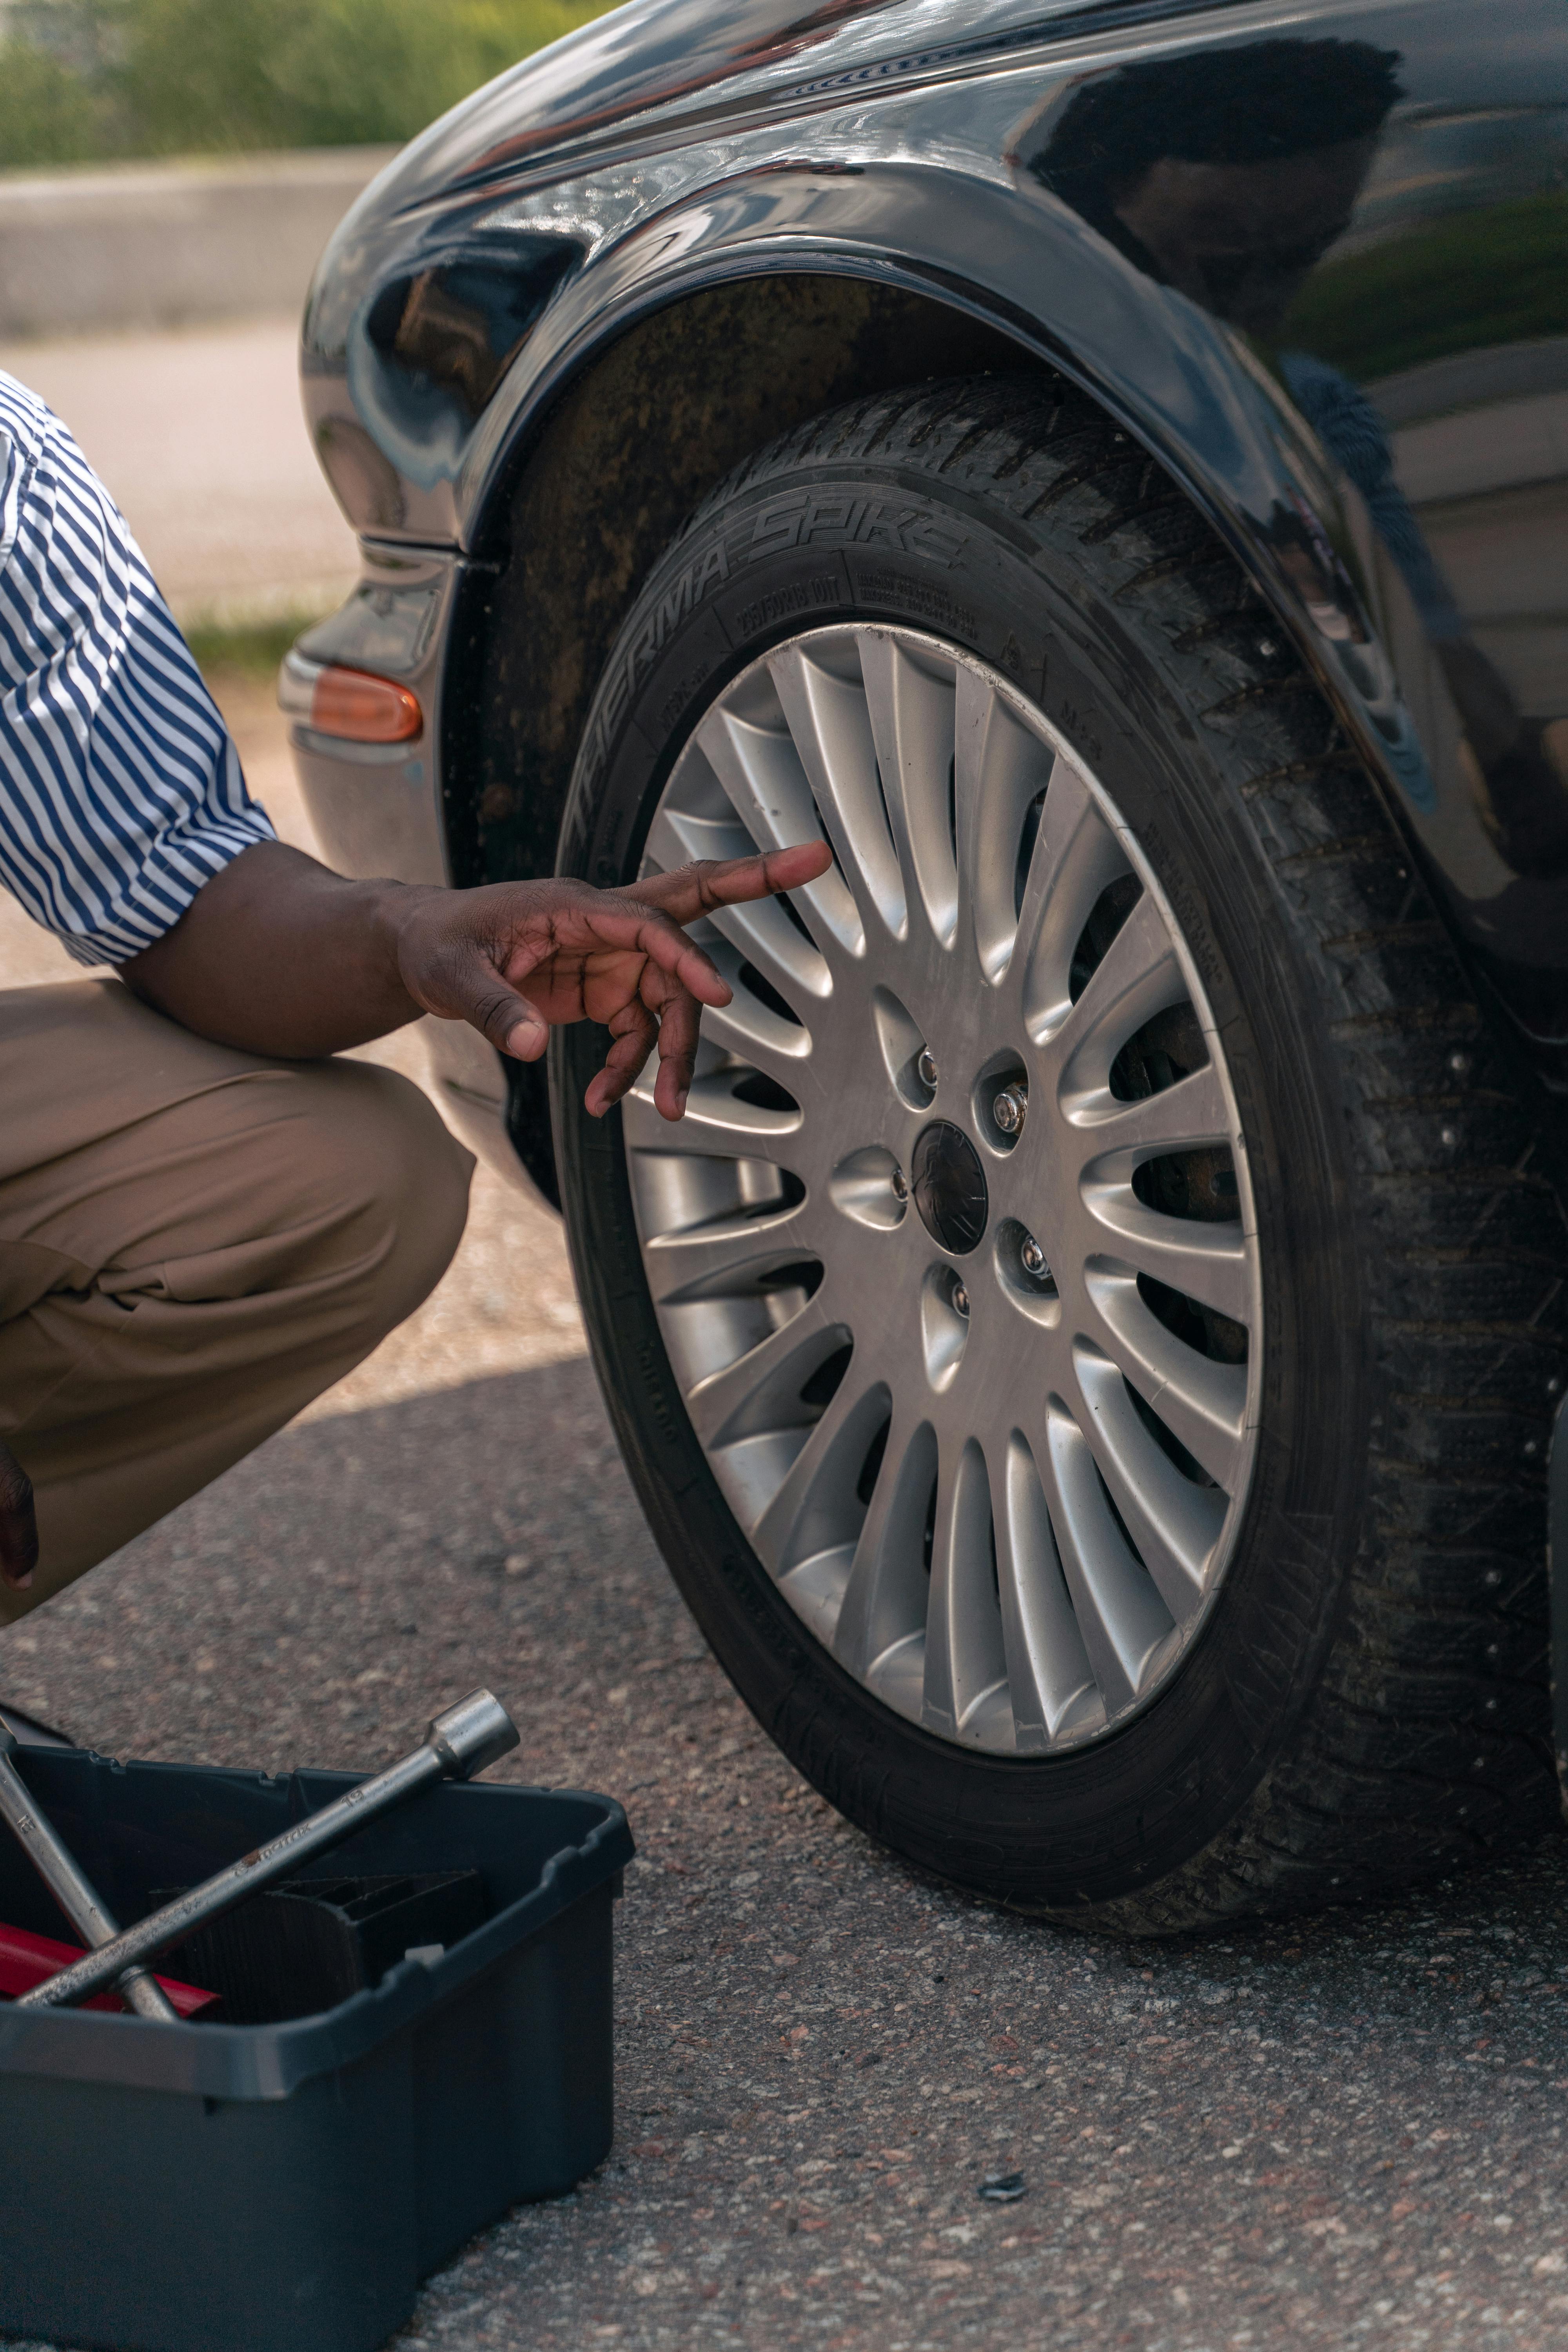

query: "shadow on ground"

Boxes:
[4, 1357, 1568, 2349]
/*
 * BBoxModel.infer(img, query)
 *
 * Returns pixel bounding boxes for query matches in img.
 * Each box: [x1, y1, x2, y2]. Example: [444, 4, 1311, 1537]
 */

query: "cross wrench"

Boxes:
[16, 1690, 518, 2013]
[0, 1729, 178, 2022]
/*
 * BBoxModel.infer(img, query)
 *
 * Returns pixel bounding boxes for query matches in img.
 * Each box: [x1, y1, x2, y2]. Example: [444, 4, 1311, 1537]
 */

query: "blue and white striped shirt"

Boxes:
[0, 370, 274, 967]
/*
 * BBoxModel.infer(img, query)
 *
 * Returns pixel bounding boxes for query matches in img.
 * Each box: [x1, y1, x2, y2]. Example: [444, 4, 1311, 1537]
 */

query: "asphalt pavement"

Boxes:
[5, 1340, 1568, 2351]
[2, 349, 1568, 2352]
[6, 704, 1568, 2349]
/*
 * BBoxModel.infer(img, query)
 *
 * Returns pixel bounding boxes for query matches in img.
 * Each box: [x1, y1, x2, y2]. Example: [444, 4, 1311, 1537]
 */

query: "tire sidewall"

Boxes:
[552, 448, 1370, 1916]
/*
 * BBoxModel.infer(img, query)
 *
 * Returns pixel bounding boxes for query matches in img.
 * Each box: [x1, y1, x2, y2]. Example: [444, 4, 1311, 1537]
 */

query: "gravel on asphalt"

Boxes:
[5, 1322, 1568, 2352]
[5, 684, 1568, 2350]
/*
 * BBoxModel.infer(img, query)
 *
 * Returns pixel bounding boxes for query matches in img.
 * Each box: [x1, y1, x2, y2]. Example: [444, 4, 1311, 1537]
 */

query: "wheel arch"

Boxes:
[430, 226, 1410, 1191]
[441, 268, 1037, 892]
[441, 267, 1042, 1192]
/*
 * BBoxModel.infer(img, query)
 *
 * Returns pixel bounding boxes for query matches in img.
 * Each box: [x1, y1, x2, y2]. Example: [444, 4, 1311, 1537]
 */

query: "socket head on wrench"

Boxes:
[426, 1690, 519, 1781]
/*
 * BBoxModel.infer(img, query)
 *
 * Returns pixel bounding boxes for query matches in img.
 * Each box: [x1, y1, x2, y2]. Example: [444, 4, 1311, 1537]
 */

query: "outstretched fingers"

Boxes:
[585, 980, 702, 1120]
[650, 981, 702, 1120]
[585, 997, 659, 1116]
[589, 843, 834, 1007]
[637, 841, 833, 927]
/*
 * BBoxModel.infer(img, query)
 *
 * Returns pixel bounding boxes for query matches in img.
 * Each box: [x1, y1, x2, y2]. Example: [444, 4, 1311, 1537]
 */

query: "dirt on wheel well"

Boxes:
[445, 275, 1032, 897]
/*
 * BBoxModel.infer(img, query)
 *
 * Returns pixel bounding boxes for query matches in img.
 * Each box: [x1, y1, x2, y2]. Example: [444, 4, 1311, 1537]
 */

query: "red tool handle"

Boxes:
[0, 1924, 218, 2018]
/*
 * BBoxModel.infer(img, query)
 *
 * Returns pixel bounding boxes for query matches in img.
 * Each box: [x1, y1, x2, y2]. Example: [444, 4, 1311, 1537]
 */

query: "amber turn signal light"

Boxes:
[309, 664, 423, 743]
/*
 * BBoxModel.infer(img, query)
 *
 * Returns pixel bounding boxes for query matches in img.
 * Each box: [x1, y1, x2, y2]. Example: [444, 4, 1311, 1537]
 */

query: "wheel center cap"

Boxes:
[911, 1122, 988, 1256]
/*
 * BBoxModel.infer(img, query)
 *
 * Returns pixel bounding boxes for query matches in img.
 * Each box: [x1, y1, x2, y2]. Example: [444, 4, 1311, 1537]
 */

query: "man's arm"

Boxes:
[0, 833, 833, 1592]
[121, 835, 831, 1119]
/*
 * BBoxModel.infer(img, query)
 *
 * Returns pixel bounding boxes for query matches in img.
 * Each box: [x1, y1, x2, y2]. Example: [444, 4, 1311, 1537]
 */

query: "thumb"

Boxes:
[395, 915, 552, 1060]
[444, 954, 549, 1060]
[497, 998, 548, 1061]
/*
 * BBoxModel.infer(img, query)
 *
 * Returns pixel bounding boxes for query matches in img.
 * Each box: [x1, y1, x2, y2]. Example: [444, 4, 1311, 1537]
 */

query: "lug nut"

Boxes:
[917, 1048, 938, 1091]
[1020, 1235, 1049, 1279]
[952, 1285, 970, 1318]
[993, 1083, 1028, 1136]
[891, 1167, 908, 1202]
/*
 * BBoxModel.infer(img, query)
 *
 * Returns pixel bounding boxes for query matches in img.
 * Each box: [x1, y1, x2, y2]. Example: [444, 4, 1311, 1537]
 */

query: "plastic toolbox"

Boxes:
[0, 1744, 633, 2352]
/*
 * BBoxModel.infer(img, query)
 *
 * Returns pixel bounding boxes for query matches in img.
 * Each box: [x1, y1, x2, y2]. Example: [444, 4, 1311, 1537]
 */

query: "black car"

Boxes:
[283, 0, 1568, 1930]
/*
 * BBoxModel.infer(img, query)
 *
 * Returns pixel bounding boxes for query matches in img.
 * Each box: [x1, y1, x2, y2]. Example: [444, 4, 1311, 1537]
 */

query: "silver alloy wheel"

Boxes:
[626, 625, 1263, 1754]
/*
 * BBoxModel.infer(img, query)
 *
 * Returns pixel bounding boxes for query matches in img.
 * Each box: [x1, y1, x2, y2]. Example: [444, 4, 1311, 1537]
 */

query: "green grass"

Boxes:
[184, 608, 328, 682]
[0, 0, 613, 170]
[1281, 190, 1568, 384]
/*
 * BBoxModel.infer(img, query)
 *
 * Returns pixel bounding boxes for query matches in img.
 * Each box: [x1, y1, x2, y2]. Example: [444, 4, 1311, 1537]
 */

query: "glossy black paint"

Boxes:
[294, 0, 1568, 1078]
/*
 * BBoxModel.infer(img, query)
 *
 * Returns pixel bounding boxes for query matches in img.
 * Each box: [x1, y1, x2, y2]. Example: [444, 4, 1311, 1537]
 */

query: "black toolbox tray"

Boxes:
[152, 1868, 493, 2022]
[0, 1746, 633, 2352]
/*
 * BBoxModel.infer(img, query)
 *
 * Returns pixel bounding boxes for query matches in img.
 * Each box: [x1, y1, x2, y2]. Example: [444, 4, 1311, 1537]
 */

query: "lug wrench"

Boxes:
[0, 1729, 179, 2022]
[16, 1689, 518, 2013]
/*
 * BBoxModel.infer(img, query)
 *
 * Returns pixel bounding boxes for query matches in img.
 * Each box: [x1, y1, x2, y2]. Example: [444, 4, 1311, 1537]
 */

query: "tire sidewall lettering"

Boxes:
[554, 443, 1369, 1915]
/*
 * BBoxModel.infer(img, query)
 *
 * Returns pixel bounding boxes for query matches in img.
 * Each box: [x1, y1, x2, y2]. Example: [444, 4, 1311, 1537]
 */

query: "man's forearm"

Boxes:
[120, 842, 430, 1058]
[118, 833, 834, 1115]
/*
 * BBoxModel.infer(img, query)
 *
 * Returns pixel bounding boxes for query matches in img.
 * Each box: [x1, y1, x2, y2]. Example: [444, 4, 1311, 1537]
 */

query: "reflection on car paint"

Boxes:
[300, 0, 1568, 1065]
[1027, 32, 1567, 920]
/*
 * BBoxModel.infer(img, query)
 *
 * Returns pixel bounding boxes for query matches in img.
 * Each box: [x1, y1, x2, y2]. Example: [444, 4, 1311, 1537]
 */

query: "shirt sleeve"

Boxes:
[0, 370, 276, 967]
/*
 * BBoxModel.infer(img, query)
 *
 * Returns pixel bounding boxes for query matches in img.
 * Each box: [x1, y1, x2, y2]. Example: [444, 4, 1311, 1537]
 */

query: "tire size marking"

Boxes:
[851, 564, 978, 641]
[1057, 699, 1104, 771]
[736, 573, 844, 638]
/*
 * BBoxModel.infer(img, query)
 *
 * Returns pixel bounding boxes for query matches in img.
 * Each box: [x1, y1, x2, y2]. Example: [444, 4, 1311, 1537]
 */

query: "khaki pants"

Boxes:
[0, 979, 473, 1622]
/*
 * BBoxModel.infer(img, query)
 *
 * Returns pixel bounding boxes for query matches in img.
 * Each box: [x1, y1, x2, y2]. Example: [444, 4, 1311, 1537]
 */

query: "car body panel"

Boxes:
[289, 0, 1568, 1149]
[289, 543, 461, 889]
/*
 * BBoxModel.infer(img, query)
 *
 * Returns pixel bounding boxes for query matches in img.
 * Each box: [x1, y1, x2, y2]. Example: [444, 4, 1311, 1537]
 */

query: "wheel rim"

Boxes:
[626, 624, 1263, 1755]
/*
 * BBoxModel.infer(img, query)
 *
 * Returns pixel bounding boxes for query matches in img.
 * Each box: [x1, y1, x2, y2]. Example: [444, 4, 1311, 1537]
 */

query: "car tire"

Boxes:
[550, 371, 1566, 1929]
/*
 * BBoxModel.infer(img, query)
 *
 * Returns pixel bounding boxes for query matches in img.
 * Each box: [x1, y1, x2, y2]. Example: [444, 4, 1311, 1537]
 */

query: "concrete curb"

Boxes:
[0, 147, 398, 338]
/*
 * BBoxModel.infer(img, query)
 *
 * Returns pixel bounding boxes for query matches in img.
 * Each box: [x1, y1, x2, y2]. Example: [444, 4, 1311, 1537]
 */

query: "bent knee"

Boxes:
[296, 1057, 474, 1329]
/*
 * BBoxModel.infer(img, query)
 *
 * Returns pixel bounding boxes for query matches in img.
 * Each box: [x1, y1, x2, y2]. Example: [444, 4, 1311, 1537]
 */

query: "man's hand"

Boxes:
[0, 1439, 36, 1592]
[120, 838, 833, 1118]
[389, 846, 829, 1120]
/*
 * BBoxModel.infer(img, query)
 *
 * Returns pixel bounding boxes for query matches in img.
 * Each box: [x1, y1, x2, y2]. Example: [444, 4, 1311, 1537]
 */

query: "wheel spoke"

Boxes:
[697, 935, 815, 1080]
[770, 646, 906, 940]
[1035, 1398, 1175, 1717]
[644, 797, 756, 872]
[953, 665, 1054, 984]
[635, 621, 1261, 1758]
[640, 1201, 818, 1307]
[755, 1368, 891, 1583]
[993, 1434, 1100, 1749]
[683, 1292, 842, 1453]
[622, 1075, 803, 1169]
[1066, 1058, 1231, 1156]
[1016, 755, 1129, 1042]
[1083, 1261, 1249, 1489]
[711, 896, 834, 1014]
[696, 699, 862, 956]
[647, 800, 831, 1010]
[922, 1438, 1011, 1746]
[1069, 1342, 1225, 1625]
[1078, 1187, 1253, 1323]
[1047, 889, 1183, 1099]
[859, 632, 958, 946]
[833, 1412, 936, 1682]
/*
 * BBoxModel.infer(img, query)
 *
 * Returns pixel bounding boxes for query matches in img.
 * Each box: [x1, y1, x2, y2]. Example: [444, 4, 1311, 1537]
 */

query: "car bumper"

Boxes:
[282, 543, 534, 1196]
